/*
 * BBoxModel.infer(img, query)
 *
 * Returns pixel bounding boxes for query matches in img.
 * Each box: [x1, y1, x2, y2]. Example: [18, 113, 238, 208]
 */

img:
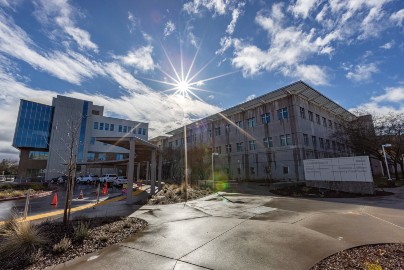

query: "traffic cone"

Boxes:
[50, 193, 58, 205]
[78, 190, 84, 199]
[102, 183, 108, 195]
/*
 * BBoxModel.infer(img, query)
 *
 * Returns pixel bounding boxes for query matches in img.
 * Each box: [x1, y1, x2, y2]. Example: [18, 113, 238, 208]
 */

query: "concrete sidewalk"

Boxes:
[49, 187, 404, 270]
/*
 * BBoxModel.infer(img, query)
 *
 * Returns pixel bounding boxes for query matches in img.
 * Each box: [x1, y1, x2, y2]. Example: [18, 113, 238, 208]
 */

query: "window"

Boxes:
[308, 111, 313, 121]
[94, 122, 98, 129]
[28, 151, 48, 160]
[92, 110, 100, 115]
[175, 140, 178, 146]
[91, 137, 95, 145]
[319, 138, 324, 149]
[328, 120, 332, 128]
[326, 139, 330, 149]
[277, 107, 288, 119]
[123, 126, 127, 133]
[300, 107, 306, 119]
[181, 138, 184, 145]
[127, 126, 131, 133]
[225, 124, 230, 133]
[138, 128, 142, 135]
[312, 136, 317, 148]
[132, 128, 136, 134]
[250, 167, 255, 174]
[142, 128, 146, 135]
[99, 123, 104, 130]
[116, 153, 124, 160]
[98, 153, 106, 161]
[110, 124, 114, 131]
[105, 123, 109, 131]
[303, 134, 309, 146]
[119, 125, 122, 132]
[316, 114, 320, 124]
[186, 136, 191, 143]
[263, 137, 273, 148]
[249, 140, 256, 150]
[283, 166, 289, 174]
[322, 117, 327, 127]
[337, 143, 341, 151]
[236, 142, 243, 152]
[237, 167, 241, 174]
[169, 142, 173, 148]
[215, 127, 221, 136]
[247, 117, 256, 128]
[280, 134, 292, 146]
[87, 152, 95, 161]
[261, 113, 271, 124]
[215, 146, 222, 154]
[208, 129, 212, 138]
[236, 121, 243, 128]
[226, 144, 232, 153]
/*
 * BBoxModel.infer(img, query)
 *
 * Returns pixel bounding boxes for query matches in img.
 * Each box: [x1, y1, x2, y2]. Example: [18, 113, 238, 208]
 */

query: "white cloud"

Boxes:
[346, 63, 378, 82]
[245, 94, 256, 101]
[118, 46, 155, 72]
[183, 0, 230, 16]
[390, 9, 404, 26]
[216, 36, 233, 55]
[350, 86, 404, 115]
[34, 0, 98, 52]
[164, 20, 176, 37]
[0, 11, 105, 84]
[380, 41, 394, 49]
[226, 5, 242, 34]
[289, 0, 319, 18]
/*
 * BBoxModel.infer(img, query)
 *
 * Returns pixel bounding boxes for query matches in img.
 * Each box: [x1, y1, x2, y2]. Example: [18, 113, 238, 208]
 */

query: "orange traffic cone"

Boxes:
[50, 193, 58, 205]
[102, 183, 108, 195]
[78, 190, 84, 199]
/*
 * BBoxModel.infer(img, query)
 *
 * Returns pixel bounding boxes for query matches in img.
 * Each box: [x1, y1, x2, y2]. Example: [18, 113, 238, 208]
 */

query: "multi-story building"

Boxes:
[161, 81, 356, 181]
[13, 95, 148, 180]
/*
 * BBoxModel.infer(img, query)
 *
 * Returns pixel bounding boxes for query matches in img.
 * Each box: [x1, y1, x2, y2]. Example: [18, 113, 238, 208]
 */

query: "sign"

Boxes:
[303, 156, 373, 182]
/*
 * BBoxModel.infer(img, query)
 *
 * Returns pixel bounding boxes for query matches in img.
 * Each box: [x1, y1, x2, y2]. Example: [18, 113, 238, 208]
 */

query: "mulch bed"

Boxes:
[271, 185, 393, 198]
[311, 243, 404, 270]
[0, 217, 147, 270]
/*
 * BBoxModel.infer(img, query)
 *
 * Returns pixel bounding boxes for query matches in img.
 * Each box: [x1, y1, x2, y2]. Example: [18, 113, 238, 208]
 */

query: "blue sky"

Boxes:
[0, 0, 403, 160]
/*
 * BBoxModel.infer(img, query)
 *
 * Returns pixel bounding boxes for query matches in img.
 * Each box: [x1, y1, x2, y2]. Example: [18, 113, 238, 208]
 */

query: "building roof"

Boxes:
[166, 81, 356, 135]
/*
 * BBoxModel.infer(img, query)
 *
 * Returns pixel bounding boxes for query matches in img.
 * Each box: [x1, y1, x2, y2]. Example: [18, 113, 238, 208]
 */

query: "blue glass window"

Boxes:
[142, 128, 146, 135]
[119, 125, 122, 132]
[105, 123, 109, 131]
[99, 123, 104, 130]
[123, 126, 127, 132]
[94, 122, 98, 129]
[91, 137, 95, 145]
[138, 128, 142, 134]
[110, 124, 114, 131]
[277, 108, 288, 120]
[13, 100, 54, 149]
[87, 152, 95, 161]
[116, 153, 124, 160]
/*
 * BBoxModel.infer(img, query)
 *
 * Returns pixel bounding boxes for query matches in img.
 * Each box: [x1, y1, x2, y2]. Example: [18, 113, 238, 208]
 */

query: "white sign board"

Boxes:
[303, 156, 373, 182]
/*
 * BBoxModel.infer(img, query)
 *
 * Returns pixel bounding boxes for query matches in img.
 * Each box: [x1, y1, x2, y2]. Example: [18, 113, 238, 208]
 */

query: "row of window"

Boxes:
[299, 107, 340, 129]
[302, 134, 345, 151]
[28, 151, 49, 160]
[93, 122, 146, 135]
[86, 152, 126, 161]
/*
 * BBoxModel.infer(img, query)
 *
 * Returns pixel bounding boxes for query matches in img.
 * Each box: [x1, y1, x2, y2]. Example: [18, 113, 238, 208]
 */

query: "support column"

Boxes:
[145, 162, 149, 183]
[158, 152, 163, 191]
[126, 138, 135, 204]
[151, 149, 156, 195]
[136, 162, 140, 181]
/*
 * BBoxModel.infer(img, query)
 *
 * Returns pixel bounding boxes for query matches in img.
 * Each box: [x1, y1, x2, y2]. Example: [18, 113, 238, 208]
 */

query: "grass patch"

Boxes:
[52, 236, 71, 254]
[374, 177, 404, 188]
[73, 221, 90, 243]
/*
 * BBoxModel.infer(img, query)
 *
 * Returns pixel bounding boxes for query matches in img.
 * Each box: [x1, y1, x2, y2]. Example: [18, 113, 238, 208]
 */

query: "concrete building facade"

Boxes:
[161, 81, 356, 181]
[13, 95, 148, 180]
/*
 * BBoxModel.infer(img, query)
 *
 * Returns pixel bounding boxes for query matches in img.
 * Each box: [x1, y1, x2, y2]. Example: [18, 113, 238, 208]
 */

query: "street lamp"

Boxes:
[212, 152, 219, 191]
[382, 144, 392, 181]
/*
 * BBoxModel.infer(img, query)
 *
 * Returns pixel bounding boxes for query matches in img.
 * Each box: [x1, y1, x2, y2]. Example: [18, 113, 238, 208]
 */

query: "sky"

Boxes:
[0, 0, 403, 160]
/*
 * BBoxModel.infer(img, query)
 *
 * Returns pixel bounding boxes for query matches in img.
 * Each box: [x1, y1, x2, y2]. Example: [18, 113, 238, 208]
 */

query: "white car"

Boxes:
[76, 174, 98, 184]
[99, 174, 117, 184]
[113, 176, 128, 187]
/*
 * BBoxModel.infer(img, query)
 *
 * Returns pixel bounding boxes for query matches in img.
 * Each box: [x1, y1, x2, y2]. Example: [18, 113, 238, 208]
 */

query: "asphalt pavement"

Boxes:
[0, 183, 122, 221]
[49, 184, 404, 270]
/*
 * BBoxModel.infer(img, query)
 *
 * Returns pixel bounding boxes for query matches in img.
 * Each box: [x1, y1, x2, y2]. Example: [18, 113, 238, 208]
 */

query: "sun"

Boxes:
[177, 80, 190, 94]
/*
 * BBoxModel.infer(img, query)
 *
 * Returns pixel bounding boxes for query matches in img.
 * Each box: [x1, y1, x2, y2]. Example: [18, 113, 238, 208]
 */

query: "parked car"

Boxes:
[57, 175, 68, 184]
[98, 174, 117, 184]
[113, 176, 128, 187]
[76, 174, 98, 184]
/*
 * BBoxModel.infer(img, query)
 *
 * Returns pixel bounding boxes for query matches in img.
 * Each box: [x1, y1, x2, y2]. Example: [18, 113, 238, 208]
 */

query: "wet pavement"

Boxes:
[47, 185, 404, 270]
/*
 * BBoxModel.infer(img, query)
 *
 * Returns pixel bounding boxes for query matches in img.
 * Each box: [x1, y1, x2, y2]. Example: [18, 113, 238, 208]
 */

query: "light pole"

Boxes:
[382, 144, 392, 181]
[212, 152, 219, 191]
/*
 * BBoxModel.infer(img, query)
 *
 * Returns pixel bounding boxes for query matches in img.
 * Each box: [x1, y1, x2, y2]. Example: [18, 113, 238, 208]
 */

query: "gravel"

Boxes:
[148, 184, 212, 205]
[0, 217, 147, 270]
[311, 243, 404, 270]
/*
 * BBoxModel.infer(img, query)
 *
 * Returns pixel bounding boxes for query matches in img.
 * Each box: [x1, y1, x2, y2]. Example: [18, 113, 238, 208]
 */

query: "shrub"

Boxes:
[0, 221, 47, 260]
[52, 236, 71, 254]
[73, 221, 90, 243]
